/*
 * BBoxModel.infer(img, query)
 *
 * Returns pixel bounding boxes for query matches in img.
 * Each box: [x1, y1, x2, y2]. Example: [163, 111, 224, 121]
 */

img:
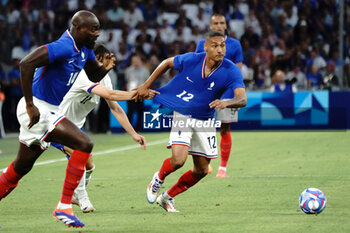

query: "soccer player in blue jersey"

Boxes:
[196, 14, 244, 178]
[0, 11, 115, 227]
[136, 31, 247, 212]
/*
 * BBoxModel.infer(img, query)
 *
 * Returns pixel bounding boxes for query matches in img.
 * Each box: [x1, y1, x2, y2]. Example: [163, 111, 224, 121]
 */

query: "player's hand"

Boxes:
[101, 53, 116, 71]
[145, 89, 160, 99]
[132, 133, 146, 150]
[209, 99, 228, 110]
[26, 104, 40, 129]
[132, 84, 150, 102]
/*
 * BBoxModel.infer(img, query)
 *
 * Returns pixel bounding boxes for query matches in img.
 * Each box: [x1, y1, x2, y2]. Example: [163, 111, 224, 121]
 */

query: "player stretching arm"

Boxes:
[51, 43, 157, 213]
[135, 31, 246, 212]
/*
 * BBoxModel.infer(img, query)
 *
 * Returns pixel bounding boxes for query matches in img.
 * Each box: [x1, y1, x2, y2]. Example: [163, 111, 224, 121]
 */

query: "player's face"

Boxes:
[210, 16, 227, 34]
[204, 36, 226, 62]
[82, 22, 100, 49]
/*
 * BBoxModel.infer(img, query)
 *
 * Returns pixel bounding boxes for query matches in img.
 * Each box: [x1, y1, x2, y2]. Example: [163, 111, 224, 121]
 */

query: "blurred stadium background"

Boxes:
[0, 0, 349, 135]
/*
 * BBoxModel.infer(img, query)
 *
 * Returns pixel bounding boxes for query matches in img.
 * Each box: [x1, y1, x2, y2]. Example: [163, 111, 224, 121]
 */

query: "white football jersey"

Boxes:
[59, 69, 113, 128]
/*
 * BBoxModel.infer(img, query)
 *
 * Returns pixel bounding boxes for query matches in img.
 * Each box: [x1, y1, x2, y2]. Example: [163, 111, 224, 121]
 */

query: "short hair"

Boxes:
[93, 43, 110, 56]
[205, 30, 225, 40]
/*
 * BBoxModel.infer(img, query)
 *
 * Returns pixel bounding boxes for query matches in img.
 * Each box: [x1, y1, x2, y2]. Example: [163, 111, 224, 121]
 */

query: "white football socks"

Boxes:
[57, 202, 72, 210]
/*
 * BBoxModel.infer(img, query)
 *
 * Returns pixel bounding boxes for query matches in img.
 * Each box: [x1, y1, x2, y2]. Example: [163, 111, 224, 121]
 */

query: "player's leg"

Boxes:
[157, 155, 210, 213]
[147, 144, 188, 204]
[60, 145, 95, 213]
[155, 145, 191, 212]
[0, 143, 43, 200]
[167, 155, 209, 198]
[73, 156, 95, 213]
[217, 123, 232, 178]
[84, 156, 95, 186]
[46, 118, 92, 227]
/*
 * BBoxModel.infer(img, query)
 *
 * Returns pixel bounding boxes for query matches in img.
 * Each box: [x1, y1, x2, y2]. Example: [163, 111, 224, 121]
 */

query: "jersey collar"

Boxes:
[201, 55, 223, 79]
[65, 30, 80, 53]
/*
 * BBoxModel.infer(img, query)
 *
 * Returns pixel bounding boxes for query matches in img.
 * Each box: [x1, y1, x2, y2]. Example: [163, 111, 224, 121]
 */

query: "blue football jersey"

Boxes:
[32, 30, 96, 106]
[195, 36, 243, 99]
[154, 52, 244, 120]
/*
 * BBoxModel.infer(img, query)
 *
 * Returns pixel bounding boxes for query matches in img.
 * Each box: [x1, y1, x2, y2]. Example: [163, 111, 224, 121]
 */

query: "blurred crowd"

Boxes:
[0, 0, 350, 132]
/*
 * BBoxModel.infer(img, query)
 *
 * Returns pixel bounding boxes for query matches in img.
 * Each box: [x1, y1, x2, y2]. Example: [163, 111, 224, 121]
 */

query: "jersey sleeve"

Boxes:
[195, 40, 205, 53]
[45, 40, 73, 64]
[232, 40, 244, 64]
[225, 64, 245, 90]
[73, 69, 98, 94]
[100, 74, 113, 90]
[173, 53, 194, 71]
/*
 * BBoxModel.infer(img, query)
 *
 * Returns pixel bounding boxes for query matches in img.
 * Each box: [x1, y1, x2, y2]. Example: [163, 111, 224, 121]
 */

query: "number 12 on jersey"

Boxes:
[176, 90, 194, 102]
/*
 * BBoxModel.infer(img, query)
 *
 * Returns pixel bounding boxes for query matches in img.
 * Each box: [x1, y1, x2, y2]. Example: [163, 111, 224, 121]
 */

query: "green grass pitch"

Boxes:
[0, 131, 349, 233]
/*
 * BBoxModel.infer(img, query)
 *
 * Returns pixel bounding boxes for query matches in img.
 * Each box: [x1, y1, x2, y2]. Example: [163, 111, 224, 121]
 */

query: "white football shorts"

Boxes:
[216, 99, 239, 123]
[16, 97, 66, 150]
[167, 112, 218, 159]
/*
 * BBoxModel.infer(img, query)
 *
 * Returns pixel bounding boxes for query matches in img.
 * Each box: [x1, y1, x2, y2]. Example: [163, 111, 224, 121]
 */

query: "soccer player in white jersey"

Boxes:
[0, 11, 117, 227]
[135, 31, 247, 212]
[196, 14, 244, 178]
[51, 43, 156, 213]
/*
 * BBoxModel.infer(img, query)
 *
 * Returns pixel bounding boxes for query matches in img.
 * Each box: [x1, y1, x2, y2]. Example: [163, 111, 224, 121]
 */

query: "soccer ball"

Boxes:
[299, 188, 327, 214]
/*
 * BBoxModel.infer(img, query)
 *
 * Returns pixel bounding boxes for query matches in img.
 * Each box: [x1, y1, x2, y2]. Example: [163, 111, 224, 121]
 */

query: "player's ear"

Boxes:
[203, 42, 208, 52]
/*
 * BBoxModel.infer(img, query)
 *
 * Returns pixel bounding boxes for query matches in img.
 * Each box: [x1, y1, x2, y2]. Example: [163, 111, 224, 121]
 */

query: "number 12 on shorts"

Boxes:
[207, 136, 216, 149]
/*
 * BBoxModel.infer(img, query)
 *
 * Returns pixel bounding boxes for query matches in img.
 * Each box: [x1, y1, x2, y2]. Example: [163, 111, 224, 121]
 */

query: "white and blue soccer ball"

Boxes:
[299, 188, 327, 214]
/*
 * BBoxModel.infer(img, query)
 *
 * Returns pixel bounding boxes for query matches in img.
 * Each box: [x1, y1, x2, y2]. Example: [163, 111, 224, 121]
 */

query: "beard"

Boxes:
[86, 41, 95, 49]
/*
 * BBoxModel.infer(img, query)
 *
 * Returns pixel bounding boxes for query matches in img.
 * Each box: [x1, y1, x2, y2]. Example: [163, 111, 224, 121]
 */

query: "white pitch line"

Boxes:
[0, 138, 168, 172]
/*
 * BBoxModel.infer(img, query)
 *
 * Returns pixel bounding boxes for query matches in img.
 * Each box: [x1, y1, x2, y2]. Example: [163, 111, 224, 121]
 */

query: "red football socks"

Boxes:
[220, 131, 232, 168]
[60, 150, 91, 204]
[158, 158, 175, 180]
[167, 170, 200, 198]
[0, 162, 23, 200]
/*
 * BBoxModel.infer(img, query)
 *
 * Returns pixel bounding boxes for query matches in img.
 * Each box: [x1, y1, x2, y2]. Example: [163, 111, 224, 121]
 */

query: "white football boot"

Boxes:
[156, 192, 179, 212]
[146, 171, 164, 204]
[72, 192, 79, 206]
[74, 189, 95, 213]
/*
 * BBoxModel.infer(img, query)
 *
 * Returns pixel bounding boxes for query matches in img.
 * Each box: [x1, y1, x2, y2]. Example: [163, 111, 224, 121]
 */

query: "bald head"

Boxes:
[71, 10, 99, 29]
[70, 10, 100, 49]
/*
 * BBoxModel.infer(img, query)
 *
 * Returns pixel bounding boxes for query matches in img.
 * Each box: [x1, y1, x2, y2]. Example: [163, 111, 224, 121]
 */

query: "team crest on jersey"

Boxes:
[208, 81, 215, 90]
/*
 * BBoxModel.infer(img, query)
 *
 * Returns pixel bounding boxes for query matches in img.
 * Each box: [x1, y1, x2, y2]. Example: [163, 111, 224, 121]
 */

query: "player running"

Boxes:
[135, 31, 247, 212]
[195, 13, 244, 178]
[0, 11, 115, 227]
[51, 43, 156, 213]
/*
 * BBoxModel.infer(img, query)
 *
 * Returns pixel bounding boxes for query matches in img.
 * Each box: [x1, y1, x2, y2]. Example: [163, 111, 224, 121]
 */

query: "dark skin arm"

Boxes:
[84, 53, 116, 82]
[19, 46, 50, 128]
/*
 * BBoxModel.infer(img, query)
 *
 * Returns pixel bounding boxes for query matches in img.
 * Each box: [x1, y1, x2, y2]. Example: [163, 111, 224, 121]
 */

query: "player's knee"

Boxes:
[14, 163, 34, 176]
[193, 168, 208, 179]
[220, 123, 230, 134]
[77, 137, 94, 152]
[170, 157, 186, 170]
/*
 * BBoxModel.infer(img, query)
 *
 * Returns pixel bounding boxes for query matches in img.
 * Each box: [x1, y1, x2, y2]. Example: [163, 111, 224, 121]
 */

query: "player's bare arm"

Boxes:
[92, 84, 158, 101]
[19, 46, 50, 128]
[106, 100, 146, 149]
[133, 57, 173, 101]
[209, 87, 247, 110]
